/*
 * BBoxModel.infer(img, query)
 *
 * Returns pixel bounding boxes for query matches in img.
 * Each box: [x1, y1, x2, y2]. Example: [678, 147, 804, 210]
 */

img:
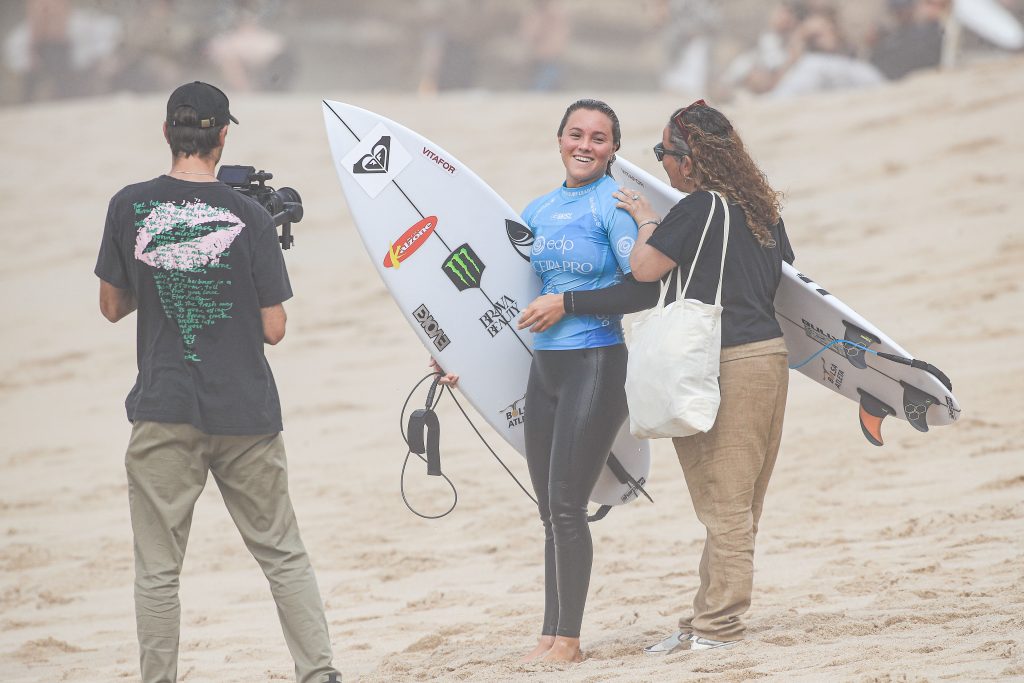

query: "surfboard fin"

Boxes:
[605, 453, 654, 504]
[587, 453, 653, 523]
[841, 320, 880, 369]
[857, 389, 896, 446]
[899, 381, 940, 433]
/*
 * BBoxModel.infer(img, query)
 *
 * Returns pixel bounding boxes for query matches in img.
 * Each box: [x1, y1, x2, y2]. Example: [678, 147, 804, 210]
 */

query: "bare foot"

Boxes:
[520, 635, 555, 662]
[540, 636, 583, 663]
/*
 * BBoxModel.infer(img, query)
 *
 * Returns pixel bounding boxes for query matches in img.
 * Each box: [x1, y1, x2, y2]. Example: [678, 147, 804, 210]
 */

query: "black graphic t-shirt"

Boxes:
[95, 175, 292, 435]
[647, 191, 795, 348]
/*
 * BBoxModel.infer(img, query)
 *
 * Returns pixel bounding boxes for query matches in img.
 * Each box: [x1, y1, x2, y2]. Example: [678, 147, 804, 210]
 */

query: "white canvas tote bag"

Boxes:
[626, 191, 730, 439]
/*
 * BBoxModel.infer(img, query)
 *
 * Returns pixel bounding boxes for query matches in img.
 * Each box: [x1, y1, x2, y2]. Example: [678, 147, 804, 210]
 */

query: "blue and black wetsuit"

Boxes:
[522, 174, 657, 638]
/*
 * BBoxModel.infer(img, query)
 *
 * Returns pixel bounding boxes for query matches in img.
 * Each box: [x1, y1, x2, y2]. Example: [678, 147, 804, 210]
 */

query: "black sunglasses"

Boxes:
[653, 142, 689, 162]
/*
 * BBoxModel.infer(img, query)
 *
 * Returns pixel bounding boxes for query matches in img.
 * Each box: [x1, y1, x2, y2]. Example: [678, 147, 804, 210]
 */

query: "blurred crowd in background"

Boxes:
[2, 0, 1022, 105]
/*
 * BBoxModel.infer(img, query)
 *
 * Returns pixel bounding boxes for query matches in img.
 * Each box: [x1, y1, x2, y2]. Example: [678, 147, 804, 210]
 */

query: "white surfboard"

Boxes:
[611, 157, 961, 446]
[954, 0, 1024, 50]
[323, 100, 651, 506]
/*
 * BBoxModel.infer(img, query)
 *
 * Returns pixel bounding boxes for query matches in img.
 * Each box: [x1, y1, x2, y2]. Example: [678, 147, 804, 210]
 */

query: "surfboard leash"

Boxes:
[399, 372, 539, 520]
[443, 387, 645, 523]
[399, 372, 458, 519]
[789, 339, 952, 391]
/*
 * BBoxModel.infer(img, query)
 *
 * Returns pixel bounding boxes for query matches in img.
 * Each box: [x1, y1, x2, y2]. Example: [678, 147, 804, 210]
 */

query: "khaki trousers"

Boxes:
[125, 421, 337, 683]
[674, 337, 789, 641]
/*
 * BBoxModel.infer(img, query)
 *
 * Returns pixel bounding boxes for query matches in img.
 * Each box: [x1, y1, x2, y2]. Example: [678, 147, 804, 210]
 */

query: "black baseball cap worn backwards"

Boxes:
[166, 81, 239, 128]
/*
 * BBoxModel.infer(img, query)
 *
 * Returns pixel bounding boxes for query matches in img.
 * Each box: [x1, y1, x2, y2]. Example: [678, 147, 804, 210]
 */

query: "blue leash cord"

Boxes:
[788, 339, 879, 370]
[788, 340, 953, 392]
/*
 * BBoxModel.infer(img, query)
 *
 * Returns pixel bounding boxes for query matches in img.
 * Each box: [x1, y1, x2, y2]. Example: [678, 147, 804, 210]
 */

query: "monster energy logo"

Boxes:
[442, 243, 485, 291]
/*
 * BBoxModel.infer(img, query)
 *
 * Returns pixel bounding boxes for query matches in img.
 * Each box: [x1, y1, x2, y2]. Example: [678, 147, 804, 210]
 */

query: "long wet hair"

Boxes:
[557, 98, 621, 177]
[669, 103, 783, 247]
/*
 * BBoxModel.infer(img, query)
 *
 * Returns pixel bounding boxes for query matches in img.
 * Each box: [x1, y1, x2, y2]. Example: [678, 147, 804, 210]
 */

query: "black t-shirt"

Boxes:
[95, 175, 292, 435]
[647, 191, 795, 348]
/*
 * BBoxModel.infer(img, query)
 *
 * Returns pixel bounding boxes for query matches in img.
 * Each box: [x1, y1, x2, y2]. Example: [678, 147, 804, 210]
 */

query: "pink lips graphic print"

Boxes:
[135, 201, 245, 270]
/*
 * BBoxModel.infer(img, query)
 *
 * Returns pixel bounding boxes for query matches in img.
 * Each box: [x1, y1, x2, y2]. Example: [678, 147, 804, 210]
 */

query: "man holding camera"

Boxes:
[95, 81, 340, 683]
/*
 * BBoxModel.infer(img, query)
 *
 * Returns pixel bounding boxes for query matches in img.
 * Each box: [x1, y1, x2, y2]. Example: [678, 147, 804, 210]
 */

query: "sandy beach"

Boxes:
[2, 56, 1023, 682]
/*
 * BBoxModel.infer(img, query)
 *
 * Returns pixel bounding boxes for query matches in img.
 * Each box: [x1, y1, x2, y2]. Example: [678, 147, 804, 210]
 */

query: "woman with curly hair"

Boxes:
[614, 100, 795, 654]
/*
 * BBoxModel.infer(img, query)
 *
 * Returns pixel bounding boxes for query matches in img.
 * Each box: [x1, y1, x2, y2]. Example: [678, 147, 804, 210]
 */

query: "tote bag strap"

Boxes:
[678, 190, 731, 306]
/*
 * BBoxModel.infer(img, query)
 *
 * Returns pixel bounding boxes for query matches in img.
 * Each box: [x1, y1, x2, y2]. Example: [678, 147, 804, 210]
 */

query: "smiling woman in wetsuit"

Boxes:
[512, 99, 659, 664]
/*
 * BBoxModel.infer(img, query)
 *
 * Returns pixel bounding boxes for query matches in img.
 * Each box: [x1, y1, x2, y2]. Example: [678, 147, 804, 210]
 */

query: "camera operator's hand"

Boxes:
[429, 358, 459, 386]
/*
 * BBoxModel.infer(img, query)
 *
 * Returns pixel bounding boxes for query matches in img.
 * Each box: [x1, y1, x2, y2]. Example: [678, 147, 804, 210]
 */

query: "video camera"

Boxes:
[217, 165, 303, 249]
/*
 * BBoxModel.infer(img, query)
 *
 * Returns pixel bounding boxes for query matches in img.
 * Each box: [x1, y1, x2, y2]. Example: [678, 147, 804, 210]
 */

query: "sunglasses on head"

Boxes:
[671, 98, 706, 144]
[653, 142, 689, 162]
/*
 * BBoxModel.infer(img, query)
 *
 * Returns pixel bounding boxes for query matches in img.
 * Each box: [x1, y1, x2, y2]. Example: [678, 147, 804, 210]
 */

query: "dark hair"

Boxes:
[669, 103, 783, 247]
[557, 98, 621, 177]
[167, 105, 225, 158]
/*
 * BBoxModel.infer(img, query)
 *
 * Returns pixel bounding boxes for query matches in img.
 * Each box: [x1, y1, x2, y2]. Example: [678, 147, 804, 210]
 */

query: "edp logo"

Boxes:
[533, 236, 575, 256]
